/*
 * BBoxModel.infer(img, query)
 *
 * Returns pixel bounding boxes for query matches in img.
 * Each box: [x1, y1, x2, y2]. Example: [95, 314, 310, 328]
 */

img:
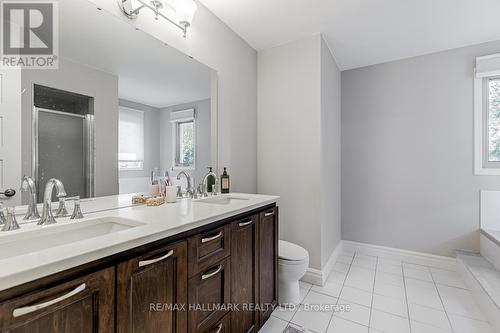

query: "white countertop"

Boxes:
[0, 193, 279, 291]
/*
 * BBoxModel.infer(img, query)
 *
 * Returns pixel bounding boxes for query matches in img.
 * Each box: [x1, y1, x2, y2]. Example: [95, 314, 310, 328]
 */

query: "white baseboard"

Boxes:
[301, 241, 343, 286]
[301, 240, 458, 286]
[343, 240, 457, 271]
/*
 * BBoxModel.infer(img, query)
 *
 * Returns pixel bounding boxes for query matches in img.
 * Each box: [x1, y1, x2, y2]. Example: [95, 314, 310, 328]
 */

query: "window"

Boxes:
[488, 78, 500, 162]
[474, 54, 500, 175]
[118, 107, 144, 170]
[171, 109, 196, 169]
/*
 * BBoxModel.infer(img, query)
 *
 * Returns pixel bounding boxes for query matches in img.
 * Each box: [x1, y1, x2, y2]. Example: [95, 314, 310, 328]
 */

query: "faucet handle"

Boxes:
[0, 202, 5, 226]
[55, 197, 69, 217]
[2, 206, 20, 231]
[70, 197, 84, 220]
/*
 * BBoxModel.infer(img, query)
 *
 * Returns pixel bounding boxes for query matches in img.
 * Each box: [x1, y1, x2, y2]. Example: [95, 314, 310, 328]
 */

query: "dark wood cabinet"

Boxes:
[258, 207, 279, 326]
[0, 267, 114, 333]
[0, 204, 278, 333]
[116, 241, 188, 333]
[188, 257, 231, 332]
[231, 214, 259, 333]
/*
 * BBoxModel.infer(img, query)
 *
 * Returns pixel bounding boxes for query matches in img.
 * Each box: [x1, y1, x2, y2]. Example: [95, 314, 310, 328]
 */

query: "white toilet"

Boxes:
[278, 240, 309, 305]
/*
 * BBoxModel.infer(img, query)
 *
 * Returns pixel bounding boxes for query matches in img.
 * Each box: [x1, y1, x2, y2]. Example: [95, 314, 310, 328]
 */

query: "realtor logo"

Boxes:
[1, 1, 58, 69]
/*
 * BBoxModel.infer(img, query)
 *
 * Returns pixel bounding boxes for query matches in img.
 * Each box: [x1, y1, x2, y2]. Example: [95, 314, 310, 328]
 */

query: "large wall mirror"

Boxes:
[2, 0, 217, 207]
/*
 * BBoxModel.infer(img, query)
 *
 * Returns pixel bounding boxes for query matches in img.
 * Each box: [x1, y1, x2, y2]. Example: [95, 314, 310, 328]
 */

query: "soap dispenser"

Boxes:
[205, 167, 216, 193]
[221, 167, 230, 194]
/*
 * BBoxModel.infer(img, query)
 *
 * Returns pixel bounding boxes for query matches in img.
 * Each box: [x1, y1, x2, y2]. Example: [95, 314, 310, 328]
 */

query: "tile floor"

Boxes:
[259, 248, 495, 333]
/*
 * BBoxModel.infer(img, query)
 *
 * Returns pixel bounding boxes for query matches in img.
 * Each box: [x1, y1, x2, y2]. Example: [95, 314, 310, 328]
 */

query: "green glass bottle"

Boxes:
[221, 167, 230, 194]
[206, 167, 215, 192]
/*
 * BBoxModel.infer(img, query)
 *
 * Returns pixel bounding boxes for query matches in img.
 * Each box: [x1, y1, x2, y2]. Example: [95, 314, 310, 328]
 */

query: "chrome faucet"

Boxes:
[20, 175, 40, 220]
[38, 178, 67, 225]
[176, 171, 194, 198]
[202, 169, 218, 197]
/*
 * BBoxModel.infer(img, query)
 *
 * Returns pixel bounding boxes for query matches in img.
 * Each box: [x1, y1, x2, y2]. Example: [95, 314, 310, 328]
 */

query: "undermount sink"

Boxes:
[197, 195, 250, 205]
[0, 217, 144, 260]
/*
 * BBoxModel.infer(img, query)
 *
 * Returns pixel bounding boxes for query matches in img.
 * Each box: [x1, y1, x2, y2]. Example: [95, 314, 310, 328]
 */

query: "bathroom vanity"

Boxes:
[0, 194, 279, 333]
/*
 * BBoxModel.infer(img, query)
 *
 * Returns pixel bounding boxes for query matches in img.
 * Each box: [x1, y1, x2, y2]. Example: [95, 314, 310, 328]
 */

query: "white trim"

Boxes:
[343, 240, 457, 271]
[301, 241, 343, 286]
[474, 57, 500, 175]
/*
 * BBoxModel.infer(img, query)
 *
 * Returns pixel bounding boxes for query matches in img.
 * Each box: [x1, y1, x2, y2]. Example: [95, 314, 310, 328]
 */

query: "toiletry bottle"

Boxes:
[221, 167, 230, 194]
[206, 167, 215, 192]
[150, 168, 160, 197]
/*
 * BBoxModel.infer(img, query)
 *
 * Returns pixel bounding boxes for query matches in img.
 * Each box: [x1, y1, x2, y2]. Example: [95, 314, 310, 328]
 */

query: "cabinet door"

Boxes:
[117, 241, 188, 333]
[258, 207, 279, 327]
[188, 257, 231, 332]
[203, 312, 231, 333]
[231, 214, 259, 333]
[0, 267, 115, 333]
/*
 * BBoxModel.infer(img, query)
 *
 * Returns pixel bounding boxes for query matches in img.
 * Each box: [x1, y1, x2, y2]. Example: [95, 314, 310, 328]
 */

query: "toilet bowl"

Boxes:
[278, 240, 309, 305]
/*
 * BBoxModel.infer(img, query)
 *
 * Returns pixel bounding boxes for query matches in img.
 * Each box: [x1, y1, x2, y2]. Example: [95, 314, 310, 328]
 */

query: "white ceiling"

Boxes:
[199, 0, 500, 70]
[59, 0, 212, 108]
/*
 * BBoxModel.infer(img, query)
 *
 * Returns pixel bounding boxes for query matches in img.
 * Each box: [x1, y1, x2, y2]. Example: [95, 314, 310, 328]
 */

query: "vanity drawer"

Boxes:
[188, 257, 231, 332]
[188, 224, 231, 277]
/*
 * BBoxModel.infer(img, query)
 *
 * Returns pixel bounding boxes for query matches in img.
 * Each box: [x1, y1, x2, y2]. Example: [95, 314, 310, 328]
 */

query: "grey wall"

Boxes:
[21, 57, 119, 197]
[160, 99, 212, 187]
[320, 38, 342, 267]
[341, 40, 500, 257]
[118, 99, 161, 179]
[258, 35, 342, 270]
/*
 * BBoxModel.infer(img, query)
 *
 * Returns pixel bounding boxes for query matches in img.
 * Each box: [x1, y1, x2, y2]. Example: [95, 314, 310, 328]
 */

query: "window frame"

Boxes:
[171, 110, 196, 170]
[118, 106, 145, 171]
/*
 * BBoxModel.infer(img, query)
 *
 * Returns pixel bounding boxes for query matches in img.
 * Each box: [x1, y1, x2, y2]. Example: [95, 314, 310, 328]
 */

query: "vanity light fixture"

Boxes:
[118, 0, 197, 37]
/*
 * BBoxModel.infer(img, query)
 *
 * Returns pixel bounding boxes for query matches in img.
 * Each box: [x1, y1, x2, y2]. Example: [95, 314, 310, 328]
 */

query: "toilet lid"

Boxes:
[279, 240, 308, 261]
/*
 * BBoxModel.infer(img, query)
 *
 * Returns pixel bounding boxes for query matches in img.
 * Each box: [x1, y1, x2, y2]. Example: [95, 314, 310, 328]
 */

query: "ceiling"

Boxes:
[199, 0, 500, 70]
[58, 0, 211, 108]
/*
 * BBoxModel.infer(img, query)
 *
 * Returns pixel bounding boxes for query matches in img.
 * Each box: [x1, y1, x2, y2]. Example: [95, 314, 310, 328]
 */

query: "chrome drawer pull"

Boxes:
[13, 283, 86, 318]
[213, 323, 223, 333]
[201, 231, 223, 243]
[139, 250, 174, 267]
[202, 265, 223, 280]
[264, 211, 274, 217]
[239, 218, 253, 227]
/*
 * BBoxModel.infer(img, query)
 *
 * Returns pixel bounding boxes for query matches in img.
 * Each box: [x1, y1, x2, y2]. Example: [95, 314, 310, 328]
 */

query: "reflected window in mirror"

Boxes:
[119, 107, 145, 170]
[171, 109, 196, 169]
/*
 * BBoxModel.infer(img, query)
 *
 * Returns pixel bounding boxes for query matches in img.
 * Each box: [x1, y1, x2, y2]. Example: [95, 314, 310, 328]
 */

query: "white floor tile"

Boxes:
[375, 271, 404, 287]
[410, 321, 452, 333]
[272, 304, 298, 322]
[327, 316, 368, 333]
[377, 262, 403, 276]
[345, 267, 375, 292]
[372, 293, 408, 318]
[325, 270, 348, 286]
[374, 281, 406, 300]
[404, 267, 433, 282]
[335, 299, 371, 326]
[302, 290, 338, 307]
[332, 261, 350, 274]
[352, 257, 377, 270]
[286, 322, 317, 333]
[259, 316, 288, 333]
[369, 309, 410, 333]
[340, 286, 373, 307]
[430, 268, 468, 289]
[437, 285, 486, 321]
[311, 281, 343, 298]
[337, 254, 355, 265]
[291, 307, 333, 333]
[448, 314, 495, 333]
[408, 303, 451, 330]
[299, 281, 313, 290]
[405, 278, 443, 310]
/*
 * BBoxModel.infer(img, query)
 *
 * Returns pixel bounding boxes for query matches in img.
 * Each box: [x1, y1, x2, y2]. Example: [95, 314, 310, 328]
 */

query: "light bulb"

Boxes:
[176, 0, 197, 27]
